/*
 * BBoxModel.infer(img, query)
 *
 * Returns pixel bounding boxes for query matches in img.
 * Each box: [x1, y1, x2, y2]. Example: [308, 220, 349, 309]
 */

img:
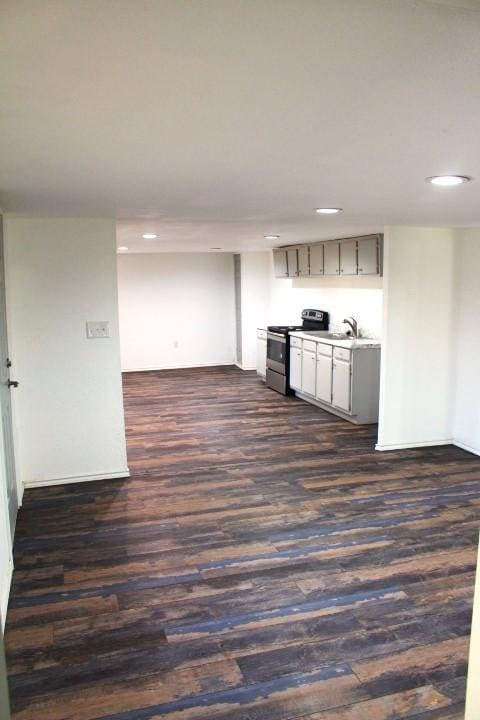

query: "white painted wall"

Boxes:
[452, 229, 480, 456]
[117, 253, 235, 371]
[4, 217, 128, 487]
[377, 227, 456, 451]
[268, 254, 383, 337]
[239, 252, 270, 370]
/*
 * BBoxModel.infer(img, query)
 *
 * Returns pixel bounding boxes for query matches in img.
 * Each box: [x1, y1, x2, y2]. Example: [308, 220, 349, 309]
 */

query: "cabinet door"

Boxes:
[315, 353, 332, 403]
[256, 338, 266, 378]
[297, 246, 309, 276]
[309, 244, 324, 275]
[332, 359, 351, 411]
[290, 348, 302, 390]
[273, 250, 288, 278]
[287, 249, 298, 277]
[357, 237, 378, 275]
[340, 240, 357, 276]
[324, 242, 340, 275]
[301, 350, 316, 396]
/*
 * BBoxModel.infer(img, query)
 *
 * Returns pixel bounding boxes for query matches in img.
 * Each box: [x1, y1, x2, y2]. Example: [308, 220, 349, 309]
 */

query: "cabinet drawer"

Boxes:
[316, 343, 333, 358]
[257, 329, 267, 340]
[333, 347, 351, 362]
[290, 336, 302, 349]
[303, 339, 317, 353]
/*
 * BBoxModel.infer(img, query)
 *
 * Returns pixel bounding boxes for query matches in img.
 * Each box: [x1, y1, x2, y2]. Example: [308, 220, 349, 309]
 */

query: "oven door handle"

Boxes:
[267, 332, 287, 343]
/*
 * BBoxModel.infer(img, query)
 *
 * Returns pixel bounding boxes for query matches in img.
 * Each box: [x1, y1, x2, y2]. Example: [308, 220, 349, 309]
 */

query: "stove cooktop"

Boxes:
[267, 325, 303, 335]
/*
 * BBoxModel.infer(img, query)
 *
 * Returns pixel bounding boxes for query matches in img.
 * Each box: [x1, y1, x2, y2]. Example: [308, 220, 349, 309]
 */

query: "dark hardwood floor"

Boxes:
[5, 365, 479, 720]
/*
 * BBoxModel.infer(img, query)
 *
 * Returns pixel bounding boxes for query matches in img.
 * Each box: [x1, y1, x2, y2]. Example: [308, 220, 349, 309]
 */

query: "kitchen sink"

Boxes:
[302, 331, 351, 339]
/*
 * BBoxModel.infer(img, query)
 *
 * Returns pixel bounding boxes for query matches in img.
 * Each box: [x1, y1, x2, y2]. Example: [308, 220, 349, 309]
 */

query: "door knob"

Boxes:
[7, 380, 19, 388]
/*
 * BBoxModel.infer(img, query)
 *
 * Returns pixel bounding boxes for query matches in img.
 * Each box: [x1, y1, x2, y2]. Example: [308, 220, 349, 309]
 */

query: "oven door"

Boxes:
[267, 332, 287, 375]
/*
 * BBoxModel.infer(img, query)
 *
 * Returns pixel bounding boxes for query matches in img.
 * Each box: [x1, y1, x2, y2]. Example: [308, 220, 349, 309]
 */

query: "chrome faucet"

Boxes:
[343, 317, 358, 337]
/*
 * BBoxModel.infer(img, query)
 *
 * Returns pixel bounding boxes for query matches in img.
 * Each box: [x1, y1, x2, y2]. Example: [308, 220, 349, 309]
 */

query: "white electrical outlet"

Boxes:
[86, 321, 110, 339]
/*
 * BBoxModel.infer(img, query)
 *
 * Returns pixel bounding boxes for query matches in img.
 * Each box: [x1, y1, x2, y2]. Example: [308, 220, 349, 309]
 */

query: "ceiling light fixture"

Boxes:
[264, 234, 280, 240]
[316, 208, 343, 214]
[117, 246, 129, 252]
[210, 247, 222, 250]
[426, 175, 472, 186]
[142, 233, 157, 239]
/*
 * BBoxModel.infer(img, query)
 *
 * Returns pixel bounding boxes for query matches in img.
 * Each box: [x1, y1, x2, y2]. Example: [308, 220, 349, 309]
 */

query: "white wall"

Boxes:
[239, 252, 270, 369]
[377, 227, 456, 451]
[5, 217, 128, 487]
[117, 253, 235, 371]
[268, 254, 383, 337]
[452, 229, 480, 456]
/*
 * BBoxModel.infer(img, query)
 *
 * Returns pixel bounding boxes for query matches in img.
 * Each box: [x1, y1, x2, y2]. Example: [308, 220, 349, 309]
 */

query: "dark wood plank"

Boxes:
[4, 365, 478, 719]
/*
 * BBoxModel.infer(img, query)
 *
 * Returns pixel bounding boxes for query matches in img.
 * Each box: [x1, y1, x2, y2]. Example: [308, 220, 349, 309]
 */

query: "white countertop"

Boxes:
[289, 330, 381, 349]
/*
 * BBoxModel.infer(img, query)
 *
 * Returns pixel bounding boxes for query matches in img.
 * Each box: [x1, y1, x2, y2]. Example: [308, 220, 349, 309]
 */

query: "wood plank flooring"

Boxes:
[5, 365, 479, 720]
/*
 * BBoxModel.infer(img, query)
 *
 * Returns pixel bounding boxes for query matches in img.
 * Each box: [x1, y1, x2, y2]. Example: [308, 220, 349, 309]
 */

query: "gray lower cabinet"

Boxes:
[315, 352, 332, 403]
[301, 350, 316, 396]
[290, 336, 380, 424]
[332, 358, 351, 411]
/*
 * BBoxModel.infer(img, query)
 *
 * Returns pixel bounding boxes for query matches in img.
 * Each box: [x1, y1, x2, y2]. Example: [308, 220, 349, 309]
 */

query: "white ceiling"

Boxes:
[1, 0, 480, 252]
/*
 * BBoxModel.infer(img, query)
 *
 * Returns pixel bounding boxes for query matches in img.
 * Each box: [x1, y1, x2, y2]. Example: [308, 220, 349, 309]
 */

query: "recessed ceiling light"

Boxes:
[264, 234, 280, 240]
[426, 175, 472, 186]
[316, 208, 343, 214]
[117, 246, 129, 252]
[142, 233, 157, 239]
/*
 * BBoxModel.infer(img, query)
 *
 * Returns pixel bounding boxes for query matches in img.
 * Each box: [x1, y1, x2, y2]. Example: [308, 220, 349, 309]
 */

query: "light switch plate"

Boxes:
[86, 321, 110, 339]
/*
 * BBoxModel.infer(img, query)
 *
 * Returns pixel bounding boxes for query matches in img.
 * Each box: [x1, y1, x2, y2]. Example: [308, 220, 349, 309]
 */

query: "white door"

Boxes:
[332, 359, 351, 411]
[297, 247, 309, 276]
[309, 244, 324, 275]
[273, 250, 288, 278]
[0, 228, 18, 541]
[290, 348, 302, 390]
[324, 242, 340, 275]
[301, 351, 316, 396]
[287, 249, 298, 277]
[316, 354, 332, 404]
[256, 337, 266, 378]
[340, 240, 357, 276]
[357, 237, 378, 275]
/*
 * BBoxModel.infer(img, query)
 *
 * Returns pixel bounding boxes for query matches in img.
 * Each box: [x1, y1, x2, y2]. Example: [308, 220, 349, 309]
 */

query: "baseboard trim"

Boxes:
[375, 439, 453, 451]
[122, 361, 235, 372]
[23, 469, 130, 488]
[453, 440, 480, 457]
[1, 559, 13, 629]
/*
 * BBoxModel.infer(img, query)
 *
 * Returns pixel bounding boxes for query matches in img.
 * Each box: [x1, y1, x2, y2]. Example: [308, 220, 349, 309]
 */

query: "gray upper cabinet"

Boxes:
[297, 246, 309, 276]
[273, 235, 383, 279]
[287, 248, 298, 277]
[357, 236, 379, 275]
[339, 240, 357, 276]
[309, 244, 324, 275]
[273, 249, 289, 278]
[324, 242, 340, 276]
